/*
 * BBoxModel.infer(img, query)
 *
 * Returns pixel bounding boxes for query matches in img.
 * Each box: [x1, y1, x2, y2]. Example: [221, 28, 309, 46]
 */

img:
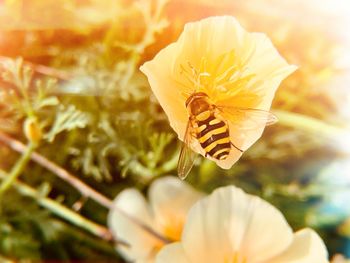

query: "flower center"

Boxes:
[161, 219, 183, 241]
[225, 252, 247, 263]
[178, 49, 257, 105]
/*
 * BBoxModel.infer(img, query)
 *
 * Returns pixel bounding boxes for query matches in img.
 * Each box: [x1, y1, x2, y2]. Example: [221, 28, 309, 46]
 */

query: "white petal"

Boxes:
[149, 176, 204, 241]
[180, 186, 238, 262]
[156, 243, 190, 263]
[268, 228, 329, 263]
[238, 193, 294, 262]
[179, 186, 238, 262]
[107, 189, 163, 262]
[179, 186, 293, 263]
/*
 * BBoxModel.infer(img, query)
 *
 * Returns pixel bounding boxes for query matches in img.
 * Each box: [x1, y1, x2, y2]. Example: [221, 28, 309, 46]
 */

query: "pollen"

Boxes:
[161, 220, 183, 241]
[225, 252, 247, 263]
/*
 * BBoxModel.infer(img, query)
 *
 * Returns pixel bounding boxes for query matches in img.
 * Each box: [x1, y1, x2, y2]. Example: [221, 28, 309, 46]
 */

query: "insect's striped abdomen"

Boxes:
[195, 111, 231, 160]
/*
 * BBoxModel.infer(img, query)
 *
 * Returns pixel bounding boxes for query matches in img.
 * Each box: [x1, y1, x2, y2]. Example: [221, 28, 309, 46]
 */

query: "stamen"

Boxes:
[199, 56, 208, 74]
[178, 49, 253, 99]
[215, 65, 239, 85]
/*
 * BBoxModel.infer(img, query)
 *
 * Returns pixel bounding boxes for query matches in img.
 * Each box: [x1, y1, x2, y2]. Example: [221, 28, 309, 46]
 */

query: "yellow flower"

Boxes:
[107, 176, 204, 263]
[140, 16, 296, 169]
[156, 186, 329, 263]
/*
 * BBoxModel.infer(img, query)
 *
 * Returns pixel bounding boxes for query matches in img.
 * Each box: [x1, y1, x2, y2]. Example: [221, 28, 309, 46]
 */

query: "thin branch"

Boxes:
[275, 110, 346, 137]
[0, 141, 35, 194]
[0, 131, 113, 207]
[0, 169, 118, 243]
[0, 56, 72, 80]
[0, 131, 171, 244]
[275, 110, 350, 154]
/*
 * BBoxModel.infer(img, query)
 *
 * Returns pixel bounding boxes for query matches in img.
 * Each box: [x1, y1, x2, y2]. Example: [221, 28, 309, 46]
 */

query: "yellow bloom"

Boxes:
[156, 186, 329, 263]
[140, 16, 296, 169]
[107, 176, 204, 263]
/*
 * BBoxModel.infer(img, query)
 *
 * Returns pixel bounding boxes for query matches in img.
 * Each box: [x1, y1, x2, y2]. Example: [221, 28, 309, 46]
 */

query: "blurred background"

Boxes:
[0, 0, 349, 261]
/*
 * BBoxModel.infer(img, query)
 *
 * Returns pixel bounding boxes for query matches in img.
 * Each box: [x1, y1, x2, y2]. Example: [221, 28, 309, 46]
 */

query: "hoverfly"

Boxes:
[177, 91, 278, 180]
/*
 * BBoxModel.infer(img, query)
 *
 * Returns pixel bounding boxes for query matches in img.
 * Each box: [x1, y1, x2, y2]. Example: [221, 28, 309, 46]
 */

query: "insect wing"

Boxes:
[177, 120, 197, 180]
[216, 106, 278, 130]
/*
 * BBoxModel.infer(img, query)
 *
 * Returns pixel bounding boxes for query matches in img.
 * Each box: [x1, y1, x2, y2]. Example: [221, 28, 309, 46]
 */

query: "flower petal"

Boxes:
[226, 81, 280, 151]
[215, 74, 296, 169]
[237, 192, 294, 262]
[243, 32, 297, 94]
[179, 186, 237, 262]
[179, 186, 293, 262]
[156, 243, 190, 263]
[149, 176, 204, 241]
[215, 33, 297, 166]
[108, 189, 163, 262]
[140, 43, 188, 140]
[268, 228, 329, 263]
[174, 16, 248, 71]
[217, 32, 297, 109]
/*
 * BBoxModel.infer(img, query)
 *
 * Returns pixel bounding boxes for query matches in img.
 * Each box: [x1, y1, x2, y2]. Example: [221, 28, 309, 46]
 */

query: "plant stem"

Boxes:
[0, 131, 113, 208]
[275, 110, 346, 138]
[0, 141, 35, 195]
[0, 170, 118, 243]
[0, 131, 171, 244]
[275, 110, 350, 153]
[0, 56, 72, 80]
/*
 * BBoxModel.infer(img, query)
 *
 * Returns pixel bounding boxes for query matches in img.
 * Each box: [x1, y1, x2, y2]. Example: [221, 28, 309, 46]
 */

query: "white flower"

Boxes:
[156, 186, 329, 263]
[107, 176, 204, 263]
[140, 16, 296, 169]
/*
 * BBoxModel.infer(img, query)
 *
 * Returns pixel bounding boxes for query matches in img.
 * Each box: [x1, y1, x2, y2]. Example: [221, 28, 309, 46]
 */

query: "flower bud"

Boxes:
[23, 117, 42, 144]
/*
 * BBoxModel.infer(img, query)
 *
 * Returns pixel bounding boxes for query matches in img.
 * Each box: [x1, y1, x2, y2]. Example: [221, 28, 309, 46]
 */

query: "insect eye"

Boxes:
[196, 92, 208, 98]
[185, 96, 193, 107]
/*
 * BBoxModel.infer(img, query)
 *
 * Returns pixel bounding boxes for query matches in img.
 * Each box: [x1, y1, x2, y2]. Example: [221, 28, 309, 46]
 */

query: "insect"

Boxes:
[178, 91, 278, 179]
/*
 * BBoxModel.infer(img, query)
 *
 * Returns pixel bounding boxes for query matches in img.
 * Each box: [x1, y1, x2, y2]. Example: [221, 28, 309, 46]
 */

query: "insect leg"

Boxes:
[230, 142, 244, 153]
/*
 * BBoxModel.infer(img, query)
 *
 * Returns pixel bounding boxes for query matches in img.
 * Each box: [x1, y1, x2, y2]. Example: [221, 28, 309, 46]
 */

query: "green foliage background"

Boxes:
[0, 0, 349, 261]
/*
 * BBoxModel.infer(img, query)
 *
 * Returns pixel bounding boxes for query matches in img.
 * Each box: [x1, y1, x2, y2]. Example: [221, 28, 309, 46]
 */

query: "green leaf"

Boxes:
[45, 105, 90, 143]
